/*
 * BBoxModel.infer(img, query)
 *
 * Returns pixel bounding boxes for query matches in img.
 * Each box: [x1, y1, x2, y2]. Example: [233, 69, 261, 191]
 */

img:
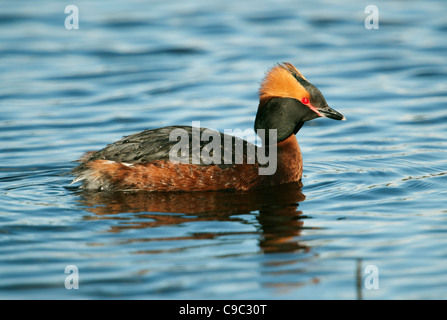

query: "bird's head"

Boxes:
[255, 62, 345, 143]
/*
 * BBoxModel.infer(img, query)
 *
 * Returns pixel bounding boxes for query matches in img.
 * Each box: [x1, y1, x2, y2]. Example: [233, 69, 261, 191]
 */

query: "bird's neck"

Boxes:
[272, 134, 303, 183]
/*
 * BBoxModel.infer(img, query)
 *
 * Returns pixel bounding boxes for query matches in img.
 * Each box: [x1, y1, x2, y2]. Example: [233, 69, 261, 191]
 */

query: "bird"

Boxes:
[72, 62, 345, 192]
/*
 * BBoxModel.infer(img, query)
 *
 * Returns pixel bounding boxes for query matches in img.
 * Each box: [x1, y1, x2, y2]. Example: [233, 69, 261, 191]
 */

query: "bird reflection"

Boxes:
[76, 181, 308, 254]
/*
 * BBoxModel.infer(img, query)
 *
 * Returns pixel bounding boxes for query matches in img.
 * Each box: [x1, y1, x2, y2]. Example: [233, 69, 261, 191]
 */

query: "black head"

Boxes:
[255, 62, 345, 144]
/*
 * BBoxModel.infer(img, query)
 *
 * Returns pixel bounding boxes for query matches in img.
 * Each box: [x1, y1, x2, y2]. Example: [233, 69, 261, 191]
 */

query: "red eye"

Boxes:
[301, 97, 309, 104]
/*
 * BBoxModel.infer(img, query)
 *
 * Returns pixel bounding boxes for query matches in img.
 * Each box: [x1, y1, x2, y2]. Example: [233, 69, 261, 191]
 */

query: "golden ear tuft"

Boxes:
[281, 62, 307, 81]
[259, 63, 309, 103]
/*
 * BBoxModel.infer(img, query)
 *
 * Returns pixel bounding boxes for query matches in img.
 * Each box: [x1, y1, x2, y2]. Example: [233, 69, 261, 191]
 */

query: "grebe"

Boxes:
[72, 62, 345, 191]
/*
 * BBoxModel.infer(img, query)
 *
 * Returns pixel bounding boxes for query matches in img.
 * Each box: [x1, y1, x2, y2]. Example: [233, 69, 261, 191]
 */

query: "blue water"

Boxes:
[1, 0, 447, 299]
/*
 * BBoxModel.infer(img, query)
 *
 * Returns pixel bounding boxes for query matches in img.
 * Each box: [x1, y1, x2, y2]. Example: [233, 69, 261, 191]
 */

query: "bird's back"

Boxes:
[72, 126, 266, 191]
[73, 125, 258, 172]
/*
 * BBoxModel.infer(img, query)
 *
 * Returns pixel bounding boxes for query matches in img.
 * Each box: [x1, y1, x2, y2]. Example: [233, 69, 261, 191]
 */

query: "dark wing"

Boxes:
[73, 126, 259, 172]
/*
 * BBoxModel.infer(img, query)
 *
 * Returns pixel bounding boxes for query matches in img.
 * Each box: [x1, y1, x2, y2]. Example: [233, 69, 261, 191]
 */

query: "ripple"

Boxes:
[90, 46, 206, 58]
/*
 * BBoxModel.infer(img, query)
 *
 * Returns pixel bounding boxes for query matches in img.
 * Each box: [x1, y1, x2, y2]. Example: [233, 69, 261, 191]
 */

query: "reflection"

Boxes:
[76, 181, 309, 254]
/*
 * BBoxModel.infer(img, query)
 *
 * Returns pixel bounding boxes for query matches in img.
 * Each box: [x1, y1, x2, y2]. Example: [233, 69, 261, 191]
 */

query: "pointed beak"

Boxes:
[318, 106, 346, 121]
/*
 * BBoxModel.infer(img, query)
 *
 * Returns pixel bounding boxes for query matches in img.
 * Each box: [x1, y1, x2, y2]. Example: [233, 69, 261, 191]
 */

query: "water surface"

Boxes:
[1, 0, 447, 299]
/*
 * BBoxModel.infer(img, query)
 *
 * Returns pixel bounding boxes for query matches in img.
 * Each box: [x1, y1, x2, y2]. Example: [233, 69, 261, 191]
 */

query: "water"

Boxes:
[1, 0, 446, 299]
